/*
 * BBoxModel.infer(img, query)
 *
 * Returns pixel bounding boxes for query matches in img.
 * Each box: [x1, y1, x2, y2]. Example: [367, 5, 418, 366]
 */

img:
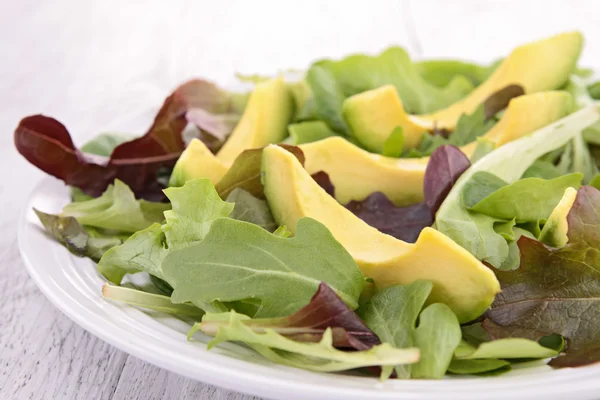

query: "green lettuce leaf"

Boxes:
[358, 280, 432, 378]
[97, 179, 233, 284]
[447, 359, 511, 375]
[435, 105, 600, 268]
[469, 138, 496, 163]
[381, 127, 405, 158]
[226, 188, 276, 231]
[462, 173, 583, 222]
[522, 160, 563, 179]
[411, 304, 461, 379]
[189, 310, 419, 375]
[306, 47, 473, 133]
[484, 186, 600, 368]
[415, 59, 499, 88]
[454, 338, 561, 360]
[34, 209, 122, 261]
[61, 179, 170, 233]
[81, 133, 132, 156]
[163, 217, 365, 317]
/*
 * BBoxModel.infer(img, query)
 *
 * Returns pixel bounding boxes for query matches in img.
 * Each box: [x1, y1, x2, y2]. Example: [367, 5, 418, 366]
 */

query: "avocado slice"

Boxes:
[262, 145, 500, 323]
[216, 77, 294, 165]
[301, 91, 573, 206]
[169, 139, 228, 186]
[342, 85, 430, 152]
[423, 31, 582, 129]
[538, 187, 578, 247]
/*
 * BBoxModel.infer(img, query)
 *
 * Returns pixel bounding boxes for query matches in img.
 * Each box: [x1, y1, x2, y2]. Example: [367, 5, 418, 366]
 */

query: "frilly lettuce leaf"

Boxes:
[189, 310, 419, 375]
[61, 179, 170, 233]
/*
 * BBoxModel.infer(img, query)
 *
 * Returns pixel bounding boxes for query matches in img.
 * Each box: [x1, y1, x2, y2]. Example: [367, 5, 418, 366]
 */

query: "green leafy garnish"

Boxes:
[381, 127, 405, 157]
[189, 311, 419, 375]
[163, 217, 364, 317]
[62, 179, 170, 233]
[287, 121, 338, 145]
[226, 188, 277, 231]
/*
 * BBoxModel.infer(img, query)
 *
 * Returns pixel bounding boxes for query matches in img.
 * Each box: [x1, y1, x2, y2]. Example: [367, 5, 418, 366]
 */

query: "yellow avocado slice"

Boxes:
[301, 91, 573, 206]
[169, 78, 294, 186]
[538, 187, 578, 248]
[169, 139, 229, 186]
[216, 77, 294, 165]
[262, 145, 500, 323]
[423, 31, 582, 129]
[342, 85, 431, 152]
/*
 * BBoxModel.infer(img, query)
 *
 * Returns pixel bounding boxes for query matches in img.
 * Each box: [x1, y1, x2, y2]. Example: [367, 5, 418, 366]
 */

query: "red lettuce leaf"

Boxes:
[342, 145, 470, 243]
[201, 282, 380, 350]
[482, 84, 525, 120]
[311, 171, 336, 198]
[14, 80, 239, 201]
[484, 186, 600, 368]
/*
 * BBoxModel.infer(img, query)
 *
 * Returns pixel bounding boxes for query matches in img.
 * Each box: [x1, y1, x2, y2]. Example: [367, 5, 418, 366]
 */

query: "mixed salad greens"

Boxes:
[16, 31, 600, 379]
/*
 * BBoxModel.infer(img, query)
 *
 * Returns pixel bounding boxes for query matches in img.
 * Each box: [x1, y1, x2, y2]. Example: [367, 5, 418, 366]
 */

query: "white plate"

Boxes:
[19, 177, 600, 400]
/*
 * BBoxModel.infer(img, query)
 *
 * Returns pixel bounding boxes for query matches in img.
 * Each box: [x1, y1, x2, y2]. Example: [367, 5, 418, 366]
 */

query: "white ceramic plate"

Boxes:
[19, 177, 600, 400]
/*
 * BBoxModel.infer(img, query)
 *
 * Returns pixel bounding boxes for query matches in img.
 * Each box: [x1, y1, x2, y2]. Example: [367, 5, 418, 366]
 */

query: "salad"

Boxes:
[15, 30, 600, 379]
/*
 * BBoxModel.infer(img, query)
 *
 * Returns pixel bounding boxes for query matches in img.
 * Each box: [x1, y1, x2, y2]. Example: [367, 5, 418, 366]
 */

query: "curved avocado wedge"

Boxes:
[262, 145, 500, 323]
[301, 91, 573, 206]
[422, 31, 582, 129]
[539, 187, 578, 247]
[216, 77, 294, 165]
[169, 139, 228, 186]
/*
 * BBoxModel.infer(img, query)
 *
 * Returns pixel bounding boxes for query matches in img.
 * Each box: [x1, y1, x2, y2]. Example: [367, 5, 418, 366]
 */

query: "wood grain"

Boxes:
[1, 0, 599, 399]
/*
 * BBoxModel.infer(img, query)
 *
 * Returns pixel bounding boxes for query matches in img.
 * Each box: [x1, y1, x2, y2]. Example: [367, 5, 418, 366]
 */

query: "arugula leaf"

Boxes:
[381, 127, 404, 158]
[306, 47, 473, 133]
[226, 188, 276, 232]
[101, 284, 204, 319]
[97, 179, 232, 284]
[189, 310, 419, 375]
[435, 105, 600, 268]
[198, 283, 379, 349]
[215, 145, 304, 199]
[463, 173, 583, 222]
[484, 186, 600, 368]
[61, 179, 169, 233]
[345, 145, 470, 243]
[411, 304, 461, 379]
[34, 209, 122, 261]
[287, 121, 338, 145]
[358, 280, 432, 378]
[163, 217, 365, 317]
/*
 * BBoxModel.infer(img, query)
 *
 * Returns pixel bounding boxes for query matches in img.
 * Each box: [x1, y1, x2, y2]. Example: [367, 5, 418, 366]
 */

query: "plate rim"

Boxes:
[18, 176, 600, 400]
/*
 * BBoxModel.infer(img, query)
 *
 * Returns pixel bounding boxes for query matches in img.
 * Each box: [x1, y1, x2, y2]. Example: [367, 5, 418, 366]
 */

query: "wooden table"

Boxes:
[2, 1, 598, 398]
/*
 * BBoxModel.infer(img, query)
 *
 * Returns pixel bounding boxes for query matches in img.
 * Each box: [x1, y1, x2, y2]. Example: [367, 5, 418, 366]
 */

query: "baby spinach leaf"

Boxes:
[163, 217, 365, 317]
[435, 105, 599, 268]
[198, 283, 379, 350]
[97, 179, 232, 284]
[226, 188, 276, 232]
[447, 359, 511, 375]
[189, 311, 419, 375]
[464, 173, 583, 223]
[461, 171, 508, 209]
[484, 186, 600, 368]
[411, 304, 461, 379]
[61, 179, 170, 233]
[358, 280, 432, 379]
[34, 209, 122, 261]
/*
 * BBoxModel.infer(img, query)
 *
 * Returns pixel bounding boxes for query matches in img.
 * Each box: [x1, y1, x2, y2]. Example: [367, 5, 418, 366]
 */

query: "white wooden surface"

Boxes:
[1, 1, 599, 399]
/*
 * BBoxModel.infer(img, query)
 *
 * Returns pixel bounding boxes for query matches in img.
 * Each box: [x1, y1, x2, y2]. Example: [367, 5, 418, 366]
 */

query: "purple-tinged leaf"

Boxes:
[424, 145, 471, 213]
[311, 171, 335, 198]
[201, 282, 380, 350]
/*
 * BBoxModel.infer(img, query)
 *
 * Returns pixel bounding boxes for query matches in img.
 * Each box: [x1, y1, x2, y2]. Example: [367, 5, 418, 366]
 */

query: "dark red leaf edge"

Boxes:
[203, 282, 380, 350]
[317, 145, 470, 243]
[14, 80, 235, 201]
